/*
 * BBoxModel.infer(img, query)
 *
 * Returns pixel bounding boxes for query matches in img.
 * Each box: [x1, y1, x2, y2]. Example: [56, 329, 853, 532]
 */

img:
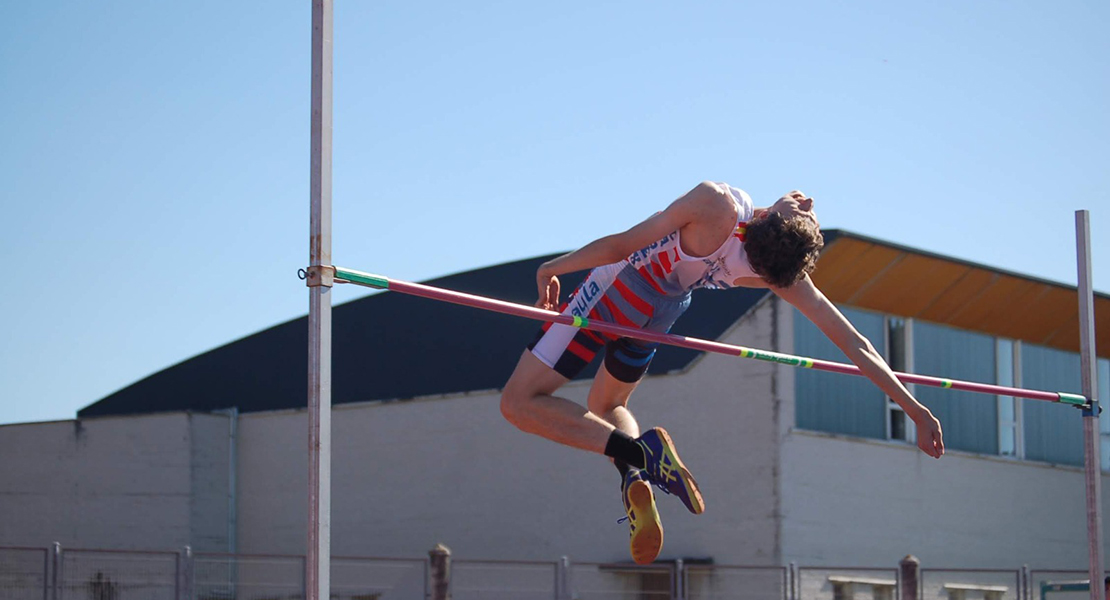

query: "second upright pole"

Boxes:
[1076, 210, 1103, 600]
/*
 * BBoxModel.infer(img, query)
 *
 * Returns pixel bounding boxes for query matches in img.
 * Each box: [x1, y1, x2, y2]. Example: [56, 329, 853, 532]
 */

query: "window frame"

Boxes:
[996, 339, 1023, 458]
[884, 316, 916, 446]
[792, 302, 1109, 469]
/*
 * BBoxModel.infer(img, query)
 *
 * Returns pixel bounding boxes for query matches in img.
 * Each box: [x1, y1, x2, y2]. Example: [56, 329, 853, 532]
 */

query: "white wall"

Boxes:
[0, 413, 230, 551]
[189, 412, 233, 552]
[235, 296, 784, 564]
[780, 429, 1110, 568]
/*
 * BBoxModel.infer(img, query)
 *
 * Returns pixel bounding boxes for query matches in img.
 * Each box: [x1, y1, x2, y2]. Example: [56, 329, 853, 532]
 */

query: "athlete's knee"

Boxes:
[587, 370, 636, 416]
[587, 390, 631, 417]
[499, 382, 534, 430]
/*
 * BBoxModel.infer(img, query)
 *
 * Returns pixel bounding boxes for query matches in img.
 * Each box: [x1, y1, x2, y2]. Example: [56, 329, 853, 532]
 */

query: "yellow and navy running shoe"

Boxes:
[620, 469, 663, 565]
[636, 427, 705, 515]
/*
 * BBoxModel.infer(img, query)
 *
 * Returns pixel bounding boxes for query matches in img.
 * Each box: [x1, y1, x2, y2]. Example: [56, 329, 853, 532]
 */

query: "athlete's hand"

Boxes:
[536, 265, 561, 311]
[914, 412, 945, 459]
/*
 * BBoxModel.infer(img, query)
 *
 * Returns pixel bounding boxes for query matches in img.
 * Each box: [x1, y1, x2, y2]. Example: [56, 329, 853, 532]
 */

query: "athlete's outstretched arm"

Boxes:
[774, 275, 945, 459]
[534, 182, 728, 309]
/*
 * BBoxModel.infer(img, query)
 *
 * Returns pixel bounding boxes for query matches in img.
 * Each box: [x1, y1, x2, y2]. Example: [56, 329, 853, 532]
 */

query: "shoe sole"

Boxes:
[626, 479, 663, 565]
[654, 428, 705, 515]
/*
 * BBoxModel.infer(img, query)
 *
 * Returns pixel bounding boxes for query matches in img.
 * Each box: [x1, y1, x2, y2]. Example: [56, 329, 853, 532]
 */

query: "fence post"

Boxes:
[900, 556, 920, 600]
[429, 544, 451, 600]
[1020, 565, 1029, 600]
[50, 543, 60, 600]
[789, 562, 798, 600]
[674, 558, 685, 600]
[557, 556, 571, 600]
[180, 546, 192, 600]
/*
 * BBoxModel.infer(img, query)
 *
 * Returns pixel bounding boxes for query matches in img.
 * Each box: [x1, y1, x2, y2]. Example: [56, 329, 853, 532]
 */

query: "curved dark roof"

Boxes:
[79, 254, 771, 418]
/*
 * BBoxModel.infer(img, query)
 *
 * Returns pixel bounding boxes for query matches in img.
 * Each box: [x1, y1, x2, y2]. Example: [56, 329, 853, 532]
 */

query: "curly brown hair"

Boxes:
[743, 213, 824, 288]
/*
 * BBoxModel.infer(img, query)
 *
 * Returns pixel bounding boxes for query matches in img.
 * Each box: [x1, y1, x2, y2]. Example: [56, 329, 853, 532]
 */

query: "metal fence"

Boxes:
[0, 547, 47, 600]
[0, 545, 1101, 600]
[1030, 570, 1110, 600]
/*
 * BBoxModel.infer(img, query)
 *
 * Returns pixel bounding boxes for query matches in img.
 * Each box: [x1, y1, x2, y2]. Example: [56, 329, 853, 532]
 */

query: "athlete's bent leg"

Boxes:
[585, 363, 666, 563]
[500, 350, 617, 454]
[587, 363, 641, 439]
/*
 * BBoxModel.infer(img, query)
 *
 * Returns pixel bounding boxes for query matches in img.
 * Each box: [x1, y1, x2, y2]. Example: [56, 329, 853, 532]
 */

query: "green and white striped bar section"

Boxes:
[332, 266, 1089, 408]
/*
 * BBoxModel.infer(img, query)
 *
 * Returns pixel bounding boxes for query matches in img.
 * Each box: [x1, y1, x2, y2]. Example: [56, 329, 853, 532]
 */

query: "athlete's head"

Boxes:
[744, 191, 824, 288]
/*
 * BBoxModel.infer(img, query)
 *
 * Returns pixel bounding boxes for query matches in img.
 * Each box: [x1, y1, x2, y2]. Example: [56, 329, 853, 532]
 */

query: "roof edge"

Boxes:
[821, 228, 1109, 299]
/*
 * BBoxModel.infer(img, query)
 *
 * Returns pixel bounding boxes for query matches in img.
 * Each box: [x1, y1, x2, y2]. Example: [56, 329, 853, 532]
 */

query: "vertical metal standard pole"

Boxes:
[307, 2, 333, 600]
[1076, 210, 1103, 600]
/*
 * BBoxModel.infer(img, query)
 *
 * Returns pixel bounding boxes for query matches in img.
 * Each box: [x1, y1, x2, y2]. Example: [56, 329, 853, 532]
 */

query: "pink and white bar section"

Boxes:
[332, 266, 1089, 408]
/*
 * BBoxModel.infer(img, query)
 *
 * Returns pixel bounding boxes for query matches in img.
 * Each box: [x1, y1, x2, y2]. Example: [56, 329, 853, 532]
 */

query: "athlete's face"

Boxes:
[765, 190, 818, 227]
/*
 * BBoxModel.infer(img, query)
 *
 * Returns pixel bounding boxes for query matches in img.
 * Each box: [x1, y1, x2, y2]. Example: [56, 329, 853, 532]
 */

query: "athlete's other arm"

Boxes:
[773, 275, 946, 459]
[534, 182, 729, 309]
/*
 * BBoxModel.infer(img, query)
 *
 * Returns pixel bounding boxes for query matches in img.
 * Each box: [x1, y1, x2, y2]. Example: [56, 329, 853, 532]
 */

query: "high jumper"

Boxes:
[499, 182, 942, 565]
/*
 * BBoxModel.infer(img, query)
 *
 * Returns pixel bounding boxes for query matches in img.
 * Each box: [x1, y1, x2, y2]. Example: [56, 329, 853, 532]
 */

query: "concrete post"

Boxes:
[900, 556, 920, 600]
[429, 544, 451, 600]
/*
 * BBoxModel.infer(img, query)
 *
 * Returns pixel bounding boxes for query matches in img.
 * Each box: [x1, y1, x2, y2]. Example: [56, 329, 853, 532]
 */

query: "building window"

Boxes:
[913, 322, 997, 455]
[794, 303, 1108, 468]
[886, 317, 914, 444]
[795, 306, 887, 440]
[996, 339, 1020, 457]
[1021, 344, 1083, 466]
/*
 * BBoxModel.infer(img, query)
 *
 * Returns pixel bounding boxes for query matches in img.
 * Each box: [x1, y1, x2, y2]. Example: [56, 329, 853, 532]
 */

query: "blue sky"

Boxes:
[1, 1, 1107, 426]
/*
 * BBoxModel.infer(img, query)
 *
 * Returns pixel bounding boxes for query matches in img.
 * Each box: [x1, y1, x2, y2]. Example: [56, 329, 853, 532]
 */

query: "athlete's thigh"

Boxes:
[586, 361, 640, 415]
[505, 349, 571, 398]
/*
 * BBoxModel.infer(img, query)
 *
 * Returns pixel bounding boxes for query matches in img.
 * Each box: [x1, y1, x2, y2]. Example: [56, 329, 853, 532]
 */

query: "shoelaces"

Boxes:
[616, 478, 672, 525]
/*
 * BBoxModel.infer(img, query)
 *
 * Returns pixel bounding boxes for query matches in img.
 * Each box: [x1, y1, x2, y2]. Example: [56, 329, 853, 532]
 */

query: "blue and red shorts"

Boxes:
[528, 262, 692, 383]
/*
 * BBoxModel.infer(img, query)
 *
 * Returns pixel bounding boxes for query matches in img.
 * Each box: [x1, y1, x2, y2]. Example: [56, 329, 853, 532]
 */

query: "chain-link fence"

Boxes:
[1, 545, 1096, 600]
[685, 564, 787, 600]
[192, 553, 302, 600]
[452, 559, 559, 599]
[920, 569, 1022, 600]
[332, 555, 427, 600]
[59, 548, 179, 600]
[0, 547, 48, 600]
[1030, 570, 1110, 600]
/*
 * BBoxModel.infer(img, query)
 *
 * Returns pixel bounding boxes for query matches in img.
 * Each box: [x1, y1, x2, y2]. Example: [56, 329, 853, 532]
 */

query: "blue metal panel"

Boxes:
[794, 306, 886, 439]
[1022, 345, 1084, 466]
[914, 321, 998, 455]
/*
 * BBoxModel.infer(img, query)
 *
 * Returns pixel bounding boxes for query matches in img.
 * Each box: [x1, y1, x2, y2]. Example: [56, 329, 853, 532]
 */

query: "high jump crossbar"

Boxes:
[326, 265, 1090, 409]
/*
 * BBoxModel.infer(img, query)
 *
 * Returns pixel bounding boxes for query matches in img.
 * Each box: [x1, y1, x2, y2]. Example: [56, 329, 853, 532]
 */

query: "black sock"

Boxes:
[604, 430, 646, 469]
[614, 460, 632, 477]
